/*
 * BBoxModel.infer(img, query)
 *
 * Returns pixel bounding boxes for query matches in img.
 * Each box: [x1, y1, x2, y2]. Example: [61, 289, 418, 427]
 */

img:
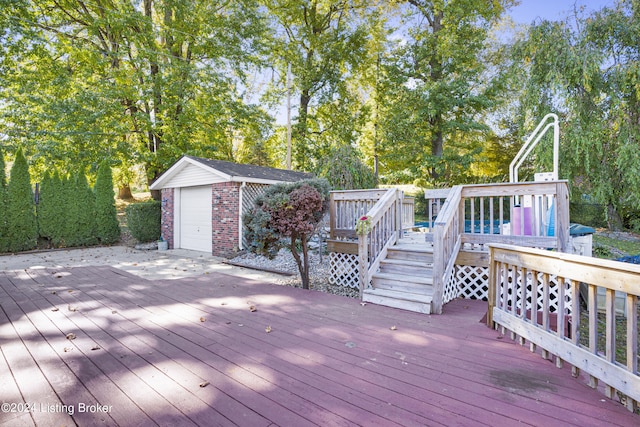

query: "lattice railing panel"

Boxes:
[495, 268, 568, 314]
[456, 265, 567, 312]
[329, 252, 359, 289]
[241, 183, 270, 249]
[456, 266, 489, 300]
[443, 270, 460, 303]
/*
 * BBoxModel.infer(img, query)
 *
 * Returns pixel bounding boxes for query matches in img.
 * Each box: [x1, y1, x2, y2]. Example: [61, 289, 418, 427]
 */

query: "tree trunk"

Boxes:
[607, 203, 624, 231]
[118, 185, 133, 200]
[290, 234, 310, 290]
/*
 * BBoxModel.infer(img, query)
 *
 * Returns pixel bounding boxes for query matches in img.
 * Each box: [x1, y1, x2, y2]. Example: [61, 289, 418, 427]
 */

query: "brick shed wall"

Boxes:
[160, 188, 175, 249]
[211, 182, 240, 258]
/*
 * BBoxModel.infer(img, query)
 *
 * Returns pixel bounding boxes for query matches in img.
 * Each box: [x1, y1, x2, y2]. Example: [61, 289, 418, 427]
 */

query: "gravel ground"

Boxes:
[229, 248, 359, 298]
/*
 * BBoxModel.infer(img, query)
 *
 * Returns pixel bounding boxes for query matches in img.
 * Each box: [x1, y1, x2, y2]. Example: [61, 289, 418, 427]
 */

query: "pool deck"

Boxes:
[1, 264, 637, 426]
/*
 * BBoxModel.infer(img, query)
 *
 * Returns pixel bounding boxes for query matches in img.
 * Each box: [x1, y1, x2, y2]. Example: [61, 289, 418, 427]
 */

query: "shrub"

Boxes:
[37, 172, 55, 244]
[125, 200, 161, 243]
[244, 178, 330, 289]
[6, 148, 38, 252]
[94, 161, 120, 244]
[318, 145, 377, 190]
[0, 149, 7, 252]
[63, 172, 97, 247]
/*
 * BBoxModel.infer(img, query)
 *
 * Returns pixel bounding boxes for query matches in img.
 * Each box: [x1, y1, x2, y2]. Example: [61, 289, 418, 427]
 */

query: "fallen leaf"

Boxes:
[132, 263, 138, 266]
[221, 302, 227, 306]
[199, 317, 206, 322]
[249, 305, 257, 312]
[390, 325, 397, 331]
[91, 345, 100, 351]
[111, 310, 117, 314]
[265, 325, 272, 333]
[199, 381, 210, 388]
[66, 333, 76, 340]
[51, 307, 59, 312]
[68, 305, 77, 312]
[55, 275, 62, 279]
[64, 347, 72, 352]
[68, 290, 73, 293]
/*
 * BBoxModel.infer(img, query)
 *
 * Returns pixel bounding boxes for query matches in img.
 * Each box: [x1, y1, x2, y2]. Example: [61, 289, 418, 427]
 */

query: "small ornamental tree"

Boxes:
[0, 148, 7, 252]
[6, 148, 38, 252]
[244, 178, 330, 289]
[94, 161, 120, 244]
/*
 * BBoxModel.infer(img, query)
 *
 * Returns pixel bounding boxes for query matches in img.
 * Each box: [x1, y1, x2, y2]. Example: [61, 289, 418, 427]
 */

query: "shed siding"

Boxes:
[162, 163, 226, 188]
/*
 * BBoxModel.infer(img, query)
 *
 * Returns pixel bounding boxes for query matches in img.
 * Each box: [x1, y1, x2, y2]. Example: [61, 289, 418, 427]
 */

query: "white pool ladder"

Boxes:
[509, 113, 559, 183]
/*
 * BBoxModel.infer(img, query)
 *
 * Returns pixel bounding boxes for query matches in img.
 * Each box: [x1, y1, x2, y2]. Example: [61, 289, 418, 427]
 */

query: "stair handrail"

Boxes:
[358, 188, 403, 299]
[509, 113, 559, 183]
[431, 185, 463, 314]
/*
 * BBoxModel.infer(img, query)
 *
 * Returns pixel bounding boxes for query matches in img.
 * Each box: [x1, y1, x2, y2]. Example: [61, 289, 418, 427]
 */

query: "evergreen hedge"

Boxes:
[125, 200, 161, 243]
[68, 172, 98, 246]
[0, 149, 7, 252]
[94, 161, 120, 244]
[37, 172, 55, 243]
[6, 148, 38, 252]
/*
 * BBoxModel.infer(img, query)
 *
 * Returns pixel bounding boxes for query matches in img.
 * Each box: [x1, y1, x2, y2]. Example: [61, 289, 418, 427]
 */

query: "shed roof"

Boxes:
[149, 155, 313, 189]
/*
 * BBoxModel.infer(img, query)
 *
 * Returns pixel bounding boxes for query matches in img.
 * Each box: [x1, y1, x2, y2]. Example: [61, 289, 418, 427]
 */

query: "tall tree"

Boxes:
[263, 0, 385, 171]
[377, 0, 515, 184]
[0, 0, 270, 194]
[512, 0, 640, 229]
[6, 148, 38, 252]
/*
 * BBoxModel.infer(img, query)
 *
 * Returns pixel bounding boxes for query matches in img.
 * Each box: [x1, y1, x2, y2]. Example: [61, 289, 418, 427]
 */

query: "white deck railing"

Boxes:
[488, 244, 640, 413]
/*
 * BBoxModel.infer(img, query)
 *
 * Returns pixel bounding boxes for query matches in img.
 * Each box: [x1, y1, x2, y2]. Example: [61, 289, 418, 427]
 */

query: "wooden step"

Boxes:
[371, 271, 433, 288]
[386, 247, 434, 263]
[379, 258, 433, 275]
[363, 288, 432, 314]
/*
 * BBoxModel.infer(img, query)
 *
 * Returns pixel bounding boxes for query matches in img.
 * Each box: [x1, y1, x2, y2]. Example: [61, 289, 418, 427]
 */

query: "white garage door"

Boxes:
[180, 186, 212, 252]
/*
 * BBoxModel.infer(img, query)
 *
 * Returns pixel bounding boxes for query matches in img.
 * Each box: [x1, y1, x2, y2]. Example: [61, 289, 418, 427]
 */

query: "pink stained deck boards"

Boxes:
[0, 266, 637, 426]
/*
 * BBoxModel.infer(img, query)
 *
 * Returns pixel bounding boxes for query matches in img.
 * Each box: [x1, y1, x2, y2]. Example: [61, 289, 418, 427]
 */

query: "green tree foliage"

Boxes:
[512, 0, 640, 229]
[244, 178, 330, 289]
[319, 145, 377, 190]
[6, 148, 38, 252]
[263, 0, 385, 171]
[0, 148, 7, 252]
[376, 0, 515, 185]
[0, 0, 271, 190]
[94, 162, 121, 244]
[125, 201, 161, 243]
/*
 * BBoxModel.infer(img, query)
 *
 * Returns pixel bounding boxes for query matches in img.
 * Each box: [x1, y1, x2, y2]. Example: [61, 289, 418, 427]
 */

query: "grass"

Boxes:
[593, 234, 640, 259]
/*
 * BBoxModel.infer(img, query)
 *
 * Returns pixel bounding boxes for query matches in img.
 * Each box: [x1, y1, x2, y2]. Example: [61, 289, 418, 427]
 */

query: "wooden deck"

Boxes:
[1, 266, 637, 426]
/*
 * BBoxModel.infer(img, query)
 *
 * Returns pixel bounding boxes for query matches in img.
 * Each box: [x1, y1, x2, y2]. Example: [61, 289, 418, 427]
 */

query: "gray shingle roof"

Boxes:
[186, 156, 313, 182]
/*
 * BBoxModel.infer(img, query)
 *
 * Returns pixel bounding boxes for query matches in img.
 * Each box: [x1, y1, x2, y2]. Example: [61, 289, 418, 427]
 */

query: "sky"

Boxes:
[509, 0, 616, 24]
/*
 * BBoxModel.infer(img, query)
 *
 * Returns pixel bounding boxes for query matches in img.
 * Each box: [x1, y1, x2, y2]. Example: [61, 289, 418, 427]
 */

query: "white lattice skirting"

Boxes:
[329, 252, 359, 289]
[328, 257, 569, 314]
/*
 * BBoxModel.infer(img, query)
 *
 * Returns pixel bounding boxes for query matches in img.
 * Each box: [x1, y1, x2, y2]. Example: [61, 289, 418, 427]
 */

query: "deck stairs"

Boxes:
[362, 235, 437, 314]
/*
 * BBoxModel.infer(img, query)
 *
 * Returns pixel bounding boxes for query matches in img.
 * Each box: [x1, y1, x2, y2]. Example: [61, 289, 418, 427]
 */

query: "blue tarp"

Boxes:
[617, 254, 640, 264]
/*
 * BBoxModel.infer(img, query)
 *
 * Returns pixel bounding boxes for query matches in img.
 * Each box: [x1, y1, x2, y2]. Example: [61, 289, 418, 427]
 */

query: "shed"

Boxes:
[149, 155, 312, 257]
